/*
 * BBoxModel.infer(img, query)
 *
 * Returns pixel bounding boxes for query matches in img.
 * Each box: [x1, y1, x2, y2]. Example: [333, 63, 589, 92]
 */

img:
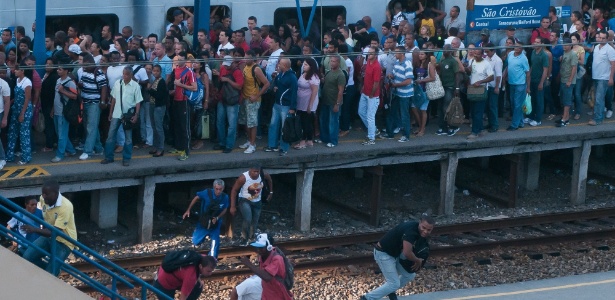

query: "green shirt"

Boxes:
[322, 69, 346, 106]
[560, 50, 579, 83]
[530, 50, 549, 83]
[439, 56, 459, 88]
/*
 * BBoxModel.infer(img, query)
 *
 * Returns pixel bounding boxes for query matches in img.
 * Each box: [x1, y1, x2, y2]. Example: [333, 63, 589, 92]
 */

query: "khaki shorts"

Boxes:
[238, 99, 261, 128]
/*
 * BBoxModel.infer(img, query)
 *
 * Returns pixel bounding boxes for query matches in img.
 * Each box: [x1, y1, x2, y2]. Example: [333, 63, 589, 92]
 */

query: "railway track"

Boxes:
[71, 207, 615, 293]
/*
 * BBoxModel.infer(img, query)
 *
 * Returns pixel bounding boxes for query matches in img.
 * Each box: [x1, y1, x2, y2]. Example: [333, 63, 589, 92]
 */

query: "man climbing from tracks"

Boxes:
[153, 252, 217, 300]
[229, 165, 273, 246]
[360, 213, 435, 300]
[183, 178, 229, 259]
[239, 233, 293, 300]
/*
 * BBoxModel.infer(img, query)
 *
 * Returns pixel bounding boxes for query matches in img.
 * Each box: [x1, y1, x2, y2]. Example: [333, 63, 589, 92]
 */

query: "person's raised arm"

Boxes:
[230, 175, 246, 216]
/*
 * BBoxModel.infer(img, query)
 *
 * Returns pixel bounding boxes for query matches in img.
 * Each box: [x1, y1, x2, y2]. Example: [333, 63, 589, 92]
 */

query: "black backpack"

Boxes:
[60, 80, 83, 125]
[250, 64, 265, 89]
[282, 113, 302, 143]
[161, 250, 202, 273]
[222, 72, 240, 106]
[274, 247, 295, 291]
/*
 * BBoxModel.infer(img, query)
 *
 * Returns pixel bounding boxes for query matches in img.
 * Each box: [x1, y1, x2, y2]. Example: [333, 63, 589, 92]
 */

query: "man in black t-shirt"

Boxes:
[360, 215, 435, 300]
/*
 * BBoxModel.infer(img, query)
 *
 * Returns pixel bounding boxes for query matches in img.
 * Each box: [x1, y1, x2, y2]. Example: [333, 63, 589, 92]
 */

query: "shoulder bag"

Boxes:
[466, 85, 488, 102]
[425, 62, 445, 100]
[120, 82, 137, 130]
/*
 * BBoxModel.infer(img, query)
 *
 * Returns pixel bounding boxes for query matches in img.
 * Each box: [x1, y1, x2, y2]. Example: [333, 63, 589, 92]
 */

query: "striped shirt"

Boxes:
[79, 69, 108, 103]
[392, 59, 414, 97]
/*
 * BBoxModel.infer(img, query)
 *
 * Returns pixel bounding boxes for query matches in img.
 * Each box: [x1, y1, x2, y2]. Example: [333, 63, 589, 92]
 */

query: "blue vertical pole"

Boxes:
[193, 0, 211, 51]
[33, 0, 47, 76]
[295, 0, 318, 38]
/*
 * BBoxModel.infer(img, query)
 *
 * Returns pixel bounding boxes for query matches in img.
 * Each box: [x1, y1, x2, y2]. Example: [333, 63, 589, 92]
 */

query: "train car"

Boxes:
[0, 0, 390, 41]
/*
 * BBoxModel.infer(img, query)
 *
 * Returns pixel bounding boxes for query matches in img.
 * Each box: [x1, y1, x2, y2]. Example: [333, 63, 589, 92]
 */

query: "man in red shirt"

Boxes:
[233, 30, 250, 53]
[169, 51, 197, 161]
[212, 56, 244, 153]
[154, 255, 216, 300]
[240, 233, 293, 300]
[531, 17, 552, 42]
[358, 46, 382, 145]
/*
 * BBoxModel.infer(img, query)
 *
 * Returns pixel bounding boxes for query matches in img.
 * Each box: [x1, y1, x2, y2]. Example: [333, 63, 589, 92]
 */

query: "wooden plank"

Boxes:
[571, 140, 592, 205]
[439, 153, 458, 215]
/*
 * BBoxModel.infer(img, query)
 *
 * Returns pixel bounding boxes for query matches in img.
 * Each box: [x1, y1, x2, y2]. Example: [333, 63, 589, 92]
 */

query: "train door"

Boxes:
[45, 14, 119, 43]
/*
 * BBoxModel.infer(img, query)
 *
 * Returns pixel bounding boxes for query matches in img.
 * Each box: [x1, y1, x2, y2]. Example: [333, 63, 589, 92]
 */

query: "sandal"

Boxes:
[574, 114, 581, 120]
[415, 131, 425, 137]
[293, 144, 306, 150]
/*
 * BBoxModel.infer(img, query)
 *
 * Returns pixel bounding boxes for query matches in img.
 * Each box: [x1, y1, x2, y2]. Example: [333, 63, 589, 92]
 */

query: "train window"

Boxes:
[166, 6, 231, 30]
[274, 6, 346, 37]
[46, 14, 118, 43]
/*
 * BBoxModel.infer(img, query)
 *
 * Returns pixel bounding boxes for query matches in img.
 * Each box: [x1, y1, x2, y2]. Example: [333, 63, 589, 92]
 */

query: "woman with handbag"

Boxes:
[466, 47, 494, 139]
[412, 51, 433, 137]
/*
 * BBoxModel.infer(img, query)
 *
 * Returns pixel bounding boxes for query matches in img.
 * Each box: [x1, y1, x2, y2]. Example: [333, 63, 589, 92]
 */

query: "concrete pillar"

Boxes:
[295, 169, 314, 231]
[571, 141, 592, 205]
[521, 152, 541, 191]
[90, 188, 118, 228]
[137, 177, 156, 243]
[439, 153, 458, 215]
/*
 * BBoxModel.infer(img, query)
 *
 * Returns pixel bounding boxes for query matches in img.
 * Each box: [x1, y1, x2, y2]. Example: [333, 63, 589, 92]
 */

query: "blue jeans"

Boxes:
[151, 105, 166, 151]
[593, 80, 612, 124]
[267, 104, 290, 152]
[365, 248, 416, 300]
[386, 96, 411, 138]
[192, 224, 222, 258]
[238, 198, 262, 240]
[358, 93, 380, 140]
[319, 104, 340, 145]
[488, 89, 499, 129]
[139, 101, 153, 145]
[471, 100, 486, 134]
[216, 103, 239, 149]
[529, 81, 544, 122]
[104, 118, 133, 161]
[509, 84, 527, 128]
[23, 236, 71, 276]
[0, 111, 5, 160]
[54, 115, 76, 158]
[573, 78, 584, 115]
[83, 103, 103, 154]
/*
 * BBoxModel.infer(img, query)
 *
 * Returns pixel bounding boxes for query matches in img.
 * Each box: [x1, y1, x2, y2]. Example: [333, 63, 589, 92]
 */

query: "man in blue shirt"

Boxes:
[264, 58, 297, 156]
[6, 197, 43, 255]
[1, 29, 16, 55]
[503, 42, 530, 131]
[183, 179, 229, 259]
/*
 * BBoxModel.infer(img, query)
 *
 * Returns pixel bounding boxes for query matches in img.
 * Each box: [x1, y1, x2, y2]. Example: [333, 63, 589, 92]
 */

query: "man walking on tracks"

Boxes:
[361, 214, 435, 300]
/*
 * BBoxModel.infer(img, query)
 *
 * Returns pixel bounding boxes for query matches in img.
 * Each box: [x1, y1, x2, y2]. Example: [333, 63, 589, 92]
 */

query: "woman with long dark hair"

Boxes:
[5, 62, 33, 165]
[278, 24, 293, 52]
[295, 58, 320, 149]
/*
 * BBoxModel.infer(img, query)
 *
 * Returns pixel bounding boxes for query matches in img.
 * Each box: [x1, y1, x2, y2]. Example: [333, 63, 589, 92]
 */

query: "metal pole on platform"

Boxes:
[33, 0, 47, 76]
[193, 0, 211, 50]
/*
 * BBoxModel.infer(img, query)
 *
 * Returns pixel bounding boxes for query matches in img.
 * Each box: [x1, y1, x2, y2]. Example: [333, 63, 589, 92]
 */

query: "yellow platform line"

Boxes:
[442, 278, 615, 299]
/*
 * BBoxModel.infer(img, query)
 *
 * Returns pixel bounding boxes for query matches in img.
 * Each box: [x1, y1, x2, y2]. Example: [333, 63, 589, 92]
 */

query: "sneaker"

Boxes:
[168, 148, 180, 154]
[378, 134, 394, 140]
[326, 143, 336, 148]
[279, 150, 288, 156]
[362, 139, 375, 145]
[556, 119, 569, 127]
[467, 133, 479, 139]
[222, 148, 232, 153]
[263, 146, 278, 152]
[393, 127, 401, 134]
[506, 126, 518, 131]
[178, 151, 188, 161]
[0, 160, 5, 170]
[447, 127, 460, 136]
[398, 136, 409, 142]
[523, 117, 531, 124]
[435, 129, 447, 136]
[75, 145, 84, 151]
[607, 110, 613, 118]
[529, 120, 542, 126]
[374, 129, 381, 135]
[79, 153, 89, 160]
[239, 141, 251, 149]
[93, 151, 104, 156]
[50, 156, 62, 163]
[244, 145, 256, 154]
[388, 292, 399, 300]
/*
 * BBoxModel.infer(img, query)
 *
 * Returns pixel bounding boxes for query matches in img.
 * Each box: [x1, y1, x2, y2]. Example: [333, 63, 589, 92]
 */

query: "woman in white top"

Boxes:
[295, 59, 320, 149]
[6, 62, 34, 164]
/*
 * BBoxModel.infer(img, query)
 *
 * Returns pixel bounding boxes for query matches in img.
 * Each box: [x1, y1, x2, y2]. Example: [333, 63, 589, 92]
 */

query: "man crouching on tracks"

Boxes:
[361, 213, 435, 300]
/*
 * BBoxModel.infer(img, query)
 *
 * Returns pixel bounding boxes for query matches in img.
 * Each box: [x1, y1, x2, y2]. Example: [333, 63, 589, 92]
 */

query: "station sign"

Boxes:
[466, 0, 550, 30]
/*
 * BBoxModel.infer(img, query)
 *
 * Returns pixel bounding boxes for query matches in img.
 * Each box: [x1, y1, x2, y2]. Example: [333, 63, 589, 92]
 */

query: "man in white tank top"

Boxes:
[230, 166, 273, 246]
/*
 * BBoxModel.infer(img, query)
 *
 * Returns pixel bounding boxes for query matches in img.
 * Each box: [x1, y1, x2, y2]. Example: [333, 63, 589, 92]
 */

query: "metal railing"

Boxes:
[0, 195, 171, 300]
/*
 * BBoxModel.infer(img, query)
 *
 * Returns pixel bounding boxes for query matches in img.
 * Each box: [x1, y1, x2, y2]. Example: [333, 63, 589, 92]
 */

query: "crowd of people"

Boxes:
[1, 2, 615, 169]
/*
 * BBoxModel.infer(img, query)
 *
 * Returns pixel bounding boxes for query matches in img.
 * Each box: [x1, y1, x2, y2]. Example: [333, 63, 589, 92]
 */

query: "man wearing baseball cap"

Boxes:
[475, 28, 491, 48]
[239, 233, 293, 300]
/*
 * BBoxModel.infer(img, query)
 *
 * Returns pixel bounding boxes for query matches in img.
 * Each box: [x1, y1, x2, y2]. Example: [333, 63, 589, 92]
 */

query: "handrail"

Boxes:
[0, 195, 172, 300]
